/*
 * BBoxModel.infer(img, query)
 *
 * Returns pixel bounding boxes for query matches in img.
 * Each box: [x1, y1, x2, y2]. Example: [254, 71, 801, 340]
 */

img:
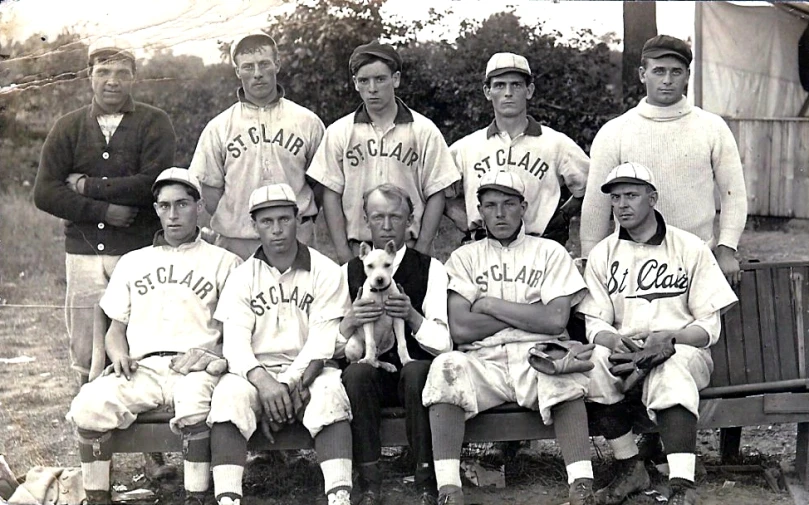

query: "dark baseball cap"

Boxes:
[349, 40, 402, 75]
[641, 35, 692, 66]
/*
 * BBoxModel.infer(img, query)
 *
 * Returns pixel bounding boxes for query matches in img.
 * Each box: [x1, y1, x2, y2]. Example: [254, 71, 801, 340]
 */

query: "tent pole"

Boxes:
[694, 1, 704, 108]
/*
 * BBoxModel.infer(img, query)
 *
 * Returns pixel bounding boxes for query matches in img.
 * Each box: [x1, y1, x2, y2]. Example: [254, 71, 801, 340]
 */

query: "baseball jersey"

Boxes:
[215, 243, 350, 385]
[99, 232, 242, 360]
[450, 117, 589, 235]
[307, 98, 460, 243]
[446, 227, 587, 350]
[189, 87, 325, 240]
[577, 211, 738, 347]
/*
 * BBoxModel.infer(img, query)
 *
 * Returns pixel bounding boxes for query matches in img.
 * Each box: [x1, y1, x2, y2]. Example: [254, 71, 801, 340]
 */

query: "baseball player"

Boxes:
[307, 40, 460, 264]
[66, 168, 242, 505]
[580, 35, 747, 287]
[338, 183, 452, 505]
[422, 170, 596, 505]
[189, 33, 325, 259]
[207, 183, 353, 505]
[579, 163, 738, 505]
[447, 52, 588, 246]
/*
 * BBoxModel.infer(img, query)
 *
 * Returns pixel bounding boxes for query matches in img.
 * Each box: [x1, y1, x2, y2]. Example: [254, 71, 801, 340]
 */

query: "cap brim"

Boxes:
[351, 48, 401, 71]
[151, 178, 200, 194]
[249, 201, 297, 213]
[486, 67, 531, 80]
[477, 184, 524, 198]
[600, 177, 657, 193]
[642, 49, 691, 65]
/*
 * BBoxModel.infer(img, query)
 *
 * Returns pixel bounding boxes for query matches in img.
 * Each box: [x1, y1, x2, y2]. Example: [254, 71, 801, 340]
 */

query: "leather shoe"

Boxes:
[594, 458, 650, 504]
[569, 478, 596, 505]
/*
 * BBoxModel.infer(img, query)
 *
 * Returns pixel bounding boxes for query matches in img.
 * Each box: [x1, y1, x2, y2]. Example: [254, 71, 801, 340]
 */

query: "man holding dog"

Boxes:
[580, 163, 737, 505]
[423, 170, 597, 505]
[338, 183, 452, 505]
[207, 183, 354, 505]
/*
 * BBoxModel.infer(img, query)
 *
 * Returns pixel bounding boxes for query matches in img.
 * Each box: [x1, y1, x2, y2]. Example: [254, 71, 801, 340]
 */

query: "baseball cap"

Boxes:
[249, 183, 298, 213]
[230, 33, 277, 66]
[152, 167, 202, 194]
[600, 162, 657, 193]
[477, 170, 526, 199]
[641, 35, 693, 66]
[485, 52, 531, 80]
[349, 40, 402, 75]
[88, 37, 135, 65]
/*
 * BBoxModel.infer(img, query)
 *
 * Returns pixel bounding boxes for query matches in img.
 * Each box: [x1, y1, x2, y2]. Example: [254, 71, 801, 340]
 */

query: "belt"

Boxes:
[301, 215, 315, 223]
[141, 351, 181, 359]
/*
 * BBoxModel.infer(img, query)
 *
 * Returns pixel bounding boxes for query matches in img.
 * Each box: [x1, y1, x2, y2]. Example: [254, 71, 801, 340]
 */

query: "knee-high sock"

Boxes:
[315, 421, 353, 495]
[657, 406, 698, 482]
[429, 404, 465, 490]
[183, 423, 211, 493]
[552, 399, 594, 483]
[78, 429, 111, 492]
[210, 422, 246, 501]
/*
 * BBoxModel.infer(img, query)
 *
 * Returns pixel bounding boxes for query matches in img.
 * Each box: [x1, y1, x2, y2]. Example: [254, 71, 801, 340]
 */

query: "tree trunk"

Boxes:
[622, 1, 657, 107]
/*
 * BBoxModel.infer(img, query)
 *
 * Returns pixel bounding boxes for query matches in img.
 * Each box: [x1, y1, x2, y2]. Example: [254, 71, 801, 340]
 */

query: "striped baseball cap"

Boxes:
[477, 170, 526, 199]
[152, 167, 201, 194]
[249, 183, 297, 213]
[485, 52, 531, 80]
[600, 162, 657, 193]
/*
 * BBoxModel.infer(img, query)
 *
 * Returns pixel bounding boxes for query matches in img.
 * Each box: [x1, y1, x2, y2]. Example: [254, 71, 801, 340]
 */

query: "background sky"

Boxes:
[0, 0, 696, 65]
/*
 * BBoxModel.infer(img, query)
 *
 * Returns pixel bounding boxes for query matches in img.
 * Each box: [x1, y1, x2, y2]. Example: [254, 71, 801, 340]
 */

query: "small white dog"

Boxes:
[344, 240, 414, 372]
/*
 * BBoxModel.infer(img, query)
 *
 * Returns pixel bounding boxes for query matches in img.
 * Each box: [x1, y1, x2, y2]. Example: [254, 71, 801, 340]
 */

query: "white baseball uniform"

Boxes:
[307, 98, 460, 243]
[67, 232, 242, 434]
[421, 228, 588, 424]
[189, 88, 325, 241]
[450, 117, 589, 235]
[578, 212, 738, 421]
[207, 245, 352, 439]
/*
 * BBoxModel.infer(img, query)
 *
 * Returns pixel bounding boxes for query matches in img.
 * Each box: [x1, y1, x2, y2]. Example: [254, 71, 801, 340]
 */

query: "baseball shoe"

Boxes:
[569, 478, 596, 505]
[355, 489, 381, 505]
[184, 491, 208, 505]
[436, 485, 463, 505]
[594, 457, 650, 504]
[668, 486, 699, 505]
[328, 489, 351, 505]
[82, 490, 111, 505]
[143, 452, 177, 480]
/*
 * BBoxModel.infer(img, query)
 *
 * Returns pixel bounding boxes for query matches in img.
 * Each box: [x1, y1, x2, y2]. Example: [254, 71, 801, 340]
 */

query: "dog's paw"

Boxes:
[358, 357, 380, 368]
[379, 361, 398, 373]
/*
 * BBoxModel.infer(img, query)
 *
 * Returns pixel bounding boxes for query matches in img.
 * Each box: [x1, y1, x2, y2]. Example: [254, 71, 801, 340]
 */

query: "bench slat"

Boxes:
[719, 283, 747, 386]
[757, 268, 782, 382]
[775, 267, 800, 380]
[740, 269, 765, 384]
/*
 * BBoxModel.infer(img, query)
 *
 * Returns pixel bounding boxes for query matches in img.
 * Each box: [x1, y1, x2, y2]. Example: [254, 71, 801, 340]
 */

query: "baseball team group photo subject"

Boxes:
[2, 1, 809, 505]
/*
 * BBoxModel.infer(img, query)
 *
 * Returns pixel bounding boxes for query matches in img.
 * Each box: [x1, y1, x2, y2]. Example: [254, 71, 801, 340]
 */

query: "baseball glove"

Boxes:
[528, 339, 596, 375]
[169, 347, 228, 376]
[608, 337, 676, 391]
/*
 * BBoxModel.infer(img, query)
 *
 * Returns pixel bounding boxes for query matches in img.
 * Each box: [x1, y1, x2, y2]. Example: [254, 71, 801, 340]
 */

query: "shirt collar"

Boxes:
[254, 241, 311, 271]
[617, 210, 667, 245]
[90, 95, 134, 117]
[485, 222, 527, 249]
[236, 84, 286, 107]
[152, 228, 201, 248]
[485, 115, 543, 139]
[353, 97, 414, 124]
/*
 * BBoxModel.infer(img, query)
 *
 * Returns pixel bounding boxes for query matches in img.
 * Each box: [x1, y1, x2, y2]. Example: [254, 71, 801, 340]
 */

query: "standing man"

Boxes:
[307, 40, 460, 264]
[66, 168, 242, 505]
[33, 37, 176, 386]
[579, 163, 737, 505]
[339, 184, 452, 505]
[580, 35, 747, 286]
[207, 184, 353, 505]
[422, 170, 597, 505]
[447, 52, 589, 246]
[190, 33, 325, 259]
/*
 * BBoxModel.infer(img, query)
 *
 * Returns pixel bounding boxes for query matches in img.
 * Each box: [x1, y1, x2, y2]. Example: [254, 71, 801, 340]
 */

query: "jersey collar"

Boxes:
[353, 97, 414, 124]
[152, 228, 201, 248]
[254, 241, 312, 272]
[485, 221, 527, 249]
[236, 85, 286, 107]
[617, 210, 667, 245]
[485, 115, 543, 139]
[90, 95, 135, 117]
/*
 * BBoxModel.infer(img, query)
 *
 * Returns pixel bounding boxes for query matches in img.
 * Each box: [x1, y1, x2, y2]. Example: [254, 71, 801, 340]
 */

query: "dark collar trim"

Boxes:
[152, 228, 200, 247]
[353, 97, 414, 124]
[369, 282, 392, 293]
[485, 115, 543, 139]
[254, 241, 311, 271]
[90, 95, 135, 117]
[618, 210, 667, 245]
[236, 84, 286, 106]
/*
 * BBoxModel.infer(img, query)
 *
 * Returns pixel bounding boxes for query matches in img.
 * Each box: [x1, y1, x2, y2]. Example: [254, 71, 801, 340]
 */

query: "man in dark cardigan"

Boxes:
[337, 184, 452, 505]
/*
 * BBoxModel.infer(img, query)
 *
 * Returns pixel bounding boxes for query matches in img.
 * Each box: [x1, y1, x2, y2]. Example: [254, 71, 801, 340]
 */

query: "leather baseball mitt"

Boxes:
[528, 339, 596, 375]
[170, 347, 228, 376]
[608, 337, 676, 391]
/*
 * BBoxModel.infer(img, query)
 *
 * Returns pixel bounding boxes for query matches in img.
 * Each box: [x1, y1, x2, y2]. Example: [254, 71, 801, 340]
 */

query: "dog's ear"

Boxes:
[384, 240, 397, 255]
[359, 241, 371, 260]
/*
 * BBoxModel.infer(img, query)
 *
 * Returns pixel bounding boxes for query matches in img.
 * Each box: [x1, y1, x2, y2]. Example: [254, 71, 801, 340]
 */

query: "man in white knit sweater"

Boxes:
[580, 35, 747, 286]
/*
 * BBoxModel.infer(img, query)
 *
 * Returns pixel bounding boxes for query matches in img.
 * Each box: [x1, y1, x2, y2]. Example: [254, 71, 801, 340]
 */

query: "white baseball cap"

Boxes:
[600, 162, 657, 193]
[485, 52, 531, 80]
[230, 33, 277, 66]
[152, 168, 201, 194]
[88, 37, 135, 64]
[477, 170, 526, 199]
[249, 183, 297, 213]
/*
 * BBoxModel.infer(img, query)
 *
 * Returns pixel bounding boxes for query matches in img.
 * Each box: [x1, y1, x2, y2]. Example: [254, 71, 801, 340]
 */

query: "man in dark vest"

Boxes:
[338, 183, 452, 505]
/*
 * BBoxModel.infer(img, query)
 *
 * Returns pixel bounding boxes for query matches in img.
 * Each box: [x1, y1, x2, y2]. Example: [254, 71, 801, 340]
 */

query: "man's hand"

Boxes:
[66, 173, 86, 194]
[110, 354, 138, 380]
[105, 204, 138, 227]
[250, 368, 294, 426]
[341, 288, 383, 336]
[336, 246, 354, 266]
[716, 245, 741, 287]
[384, 286, 416, 323]
[289, 383, 312, 423]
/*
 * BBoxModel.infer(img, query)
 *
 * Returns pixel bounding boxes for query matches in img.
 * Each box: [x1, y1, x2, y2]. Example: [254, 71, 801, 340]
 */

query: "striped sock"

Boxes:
[429, 404, 465, 489]
[315, 421, 353, 494]
[552, 399, 592, 466]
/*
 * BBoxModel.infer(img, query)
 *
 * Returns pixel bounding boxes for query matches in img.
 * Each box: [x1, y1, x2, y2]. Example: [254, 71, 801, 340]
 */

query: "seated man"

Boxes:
[579, 163, 738, 505]
[66, 168, 242, 505]
[339, 183, 452, 505]
[207, 183, 353, 505]
[422, 170, 596, 505]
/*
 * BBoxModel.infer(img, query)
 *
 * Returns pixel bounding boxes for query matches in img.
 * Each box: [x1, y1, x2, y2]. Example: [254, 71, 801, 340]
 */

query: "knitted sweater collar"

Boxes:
[635, 96, 693, 122]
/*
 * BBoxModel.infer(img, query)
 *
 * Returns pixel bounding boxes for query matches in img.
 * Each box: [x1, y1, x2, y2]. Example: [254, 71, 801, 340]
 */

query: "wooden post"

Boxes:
[694, 2, 703, 108]
[798, 423, 809, 489]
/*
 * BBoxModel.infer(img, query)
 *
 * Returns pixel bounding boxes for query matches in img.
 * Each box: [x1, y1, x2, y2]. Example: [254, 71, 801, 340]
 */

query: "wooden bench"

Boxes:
[102, 261, 809, 484]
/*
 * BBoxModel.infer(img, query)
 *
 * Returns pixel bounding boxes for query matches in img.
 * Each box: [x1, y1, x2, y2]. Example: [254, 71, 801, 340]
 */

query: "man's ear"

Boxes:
[483, 84, 492, 102]
[526, 82, 535, 100]
[638, 65, 647, 84]
[392, 71, 401, 89]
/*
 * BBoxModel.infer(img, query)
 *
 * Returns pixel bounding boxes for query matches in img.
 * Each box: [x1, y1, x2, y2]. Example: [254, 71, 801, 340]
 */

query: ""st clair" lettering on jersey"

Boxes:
[250, 284, 314, 316]
[474, 263, 543, 292]
[473, 148, 550, 181]
[345, 139, 419, 168]
[608, 259, 689, 302]
[226, 126, 306, 159]
[134, 265, 214, 300]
